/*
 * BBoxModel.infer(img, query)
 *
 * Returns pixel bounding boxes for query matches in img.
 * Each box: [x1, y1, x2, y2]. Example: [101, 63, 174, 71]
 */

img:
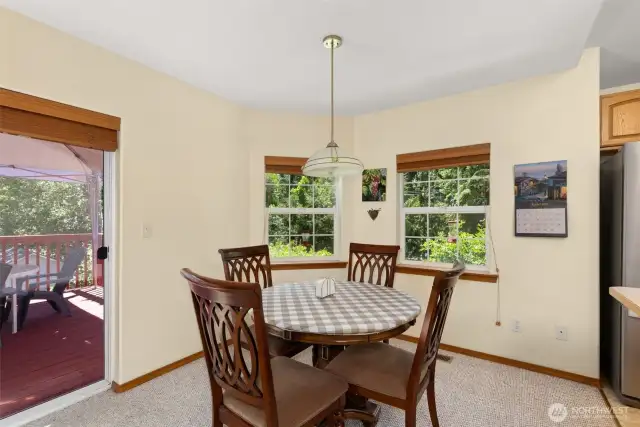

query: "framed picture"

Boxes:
[514, 160, 567, 237]
[362, 168, 387, 202]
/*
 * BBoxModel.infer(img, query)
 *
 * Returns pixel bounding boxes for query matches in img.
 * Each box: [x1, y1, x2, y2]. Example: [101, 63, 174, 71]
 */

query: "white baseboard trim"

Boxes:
[0, 380, 110, 427]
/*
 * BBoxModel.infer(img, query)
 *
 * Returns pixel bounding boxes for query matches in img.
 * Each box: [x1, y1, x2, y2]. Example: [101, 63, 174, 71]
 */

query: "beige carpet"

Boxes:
[26, 340, 615, 427]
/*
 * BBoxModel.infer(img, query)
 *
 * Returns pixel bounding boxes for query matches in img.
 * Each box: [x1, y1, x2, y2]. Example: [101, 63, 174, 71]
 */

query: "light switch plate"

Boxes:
[142, 224, 152, 239]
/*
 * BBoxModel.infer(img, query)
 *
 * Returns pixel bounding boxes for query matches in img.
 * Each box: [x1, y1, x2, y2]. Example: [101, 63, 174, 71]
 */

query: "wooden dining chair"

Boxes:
[181, 268, 347, 427]
[326, 261, 465, 427]
[218, 245, 311, 358]
[347, 243, 400, 288]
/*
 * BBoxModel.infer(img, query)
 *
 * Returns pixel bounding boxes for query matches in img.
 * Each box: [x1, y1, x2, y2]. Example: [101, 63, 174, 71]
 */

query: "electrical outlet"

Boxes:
[555, 326, 568, 341]
[512, 319, 521, 333]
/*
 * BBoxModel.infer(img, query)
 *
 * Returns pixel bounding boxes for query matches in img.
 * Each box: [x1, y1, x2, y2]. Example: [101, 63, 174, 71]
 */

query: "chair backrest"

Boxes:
[180, 268, 278, 426]
[218, 245, 273, 289]
[59, 247, 88, 278]
[407, 260, 465, 399]
[0, 263, 13, 288]
[347, 243, 400, 287]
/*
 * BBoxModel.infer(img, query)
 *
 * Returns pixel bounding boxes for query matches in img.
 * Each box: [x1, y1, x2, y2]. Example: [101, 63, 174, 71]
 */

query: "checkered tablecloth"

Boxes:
[262, 281, 421, 335]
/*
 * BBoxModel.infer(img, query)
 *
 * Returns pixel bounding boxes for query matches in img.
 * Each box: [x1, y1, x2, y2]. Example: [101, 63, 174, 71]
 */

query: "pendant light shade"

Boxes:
[303, 35, 363, 178]
[303, 142, 364, 177]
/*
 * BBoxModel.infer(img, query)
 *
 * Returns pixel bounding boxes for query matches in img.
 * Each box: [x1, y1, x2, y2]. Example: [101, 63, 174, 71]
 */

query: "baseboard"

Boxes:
[112, 351, 204, 393]
[396, 335, 600, 388]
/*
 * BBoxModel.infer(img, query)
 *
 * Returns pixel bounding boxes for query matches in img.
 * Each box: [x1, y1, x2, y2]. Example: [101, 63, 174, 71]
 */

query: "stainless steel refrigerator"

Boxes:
[601, 141, 640, 406]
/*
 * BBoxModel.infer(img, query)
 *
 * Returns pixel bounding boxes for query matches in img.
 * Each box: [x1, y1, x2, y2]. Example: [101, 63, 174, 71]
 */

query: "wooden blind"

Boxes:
[0, 89, 120, 151]
[396, 142, 490, 173]
[264, 156, 307, 175]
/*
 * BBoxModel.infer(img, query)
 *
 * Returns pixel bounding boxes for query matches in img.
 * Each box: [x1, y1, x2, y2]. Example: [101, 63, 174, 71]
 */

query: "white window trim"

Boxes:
[398, 173, 493, 272]
[265, 178, 341, 263]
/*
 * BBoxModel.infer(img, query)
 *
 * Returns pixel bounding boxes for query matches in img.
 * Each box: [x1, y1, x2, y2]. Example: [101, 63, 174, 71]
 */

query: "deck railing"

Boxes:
[0, 233, 101, 290]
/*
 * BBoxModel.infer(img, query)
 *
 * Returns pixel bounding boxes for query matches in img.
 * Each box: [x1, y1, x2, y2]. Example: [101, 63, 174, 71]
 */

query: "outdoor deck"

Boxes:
[0, 287, 104, 418]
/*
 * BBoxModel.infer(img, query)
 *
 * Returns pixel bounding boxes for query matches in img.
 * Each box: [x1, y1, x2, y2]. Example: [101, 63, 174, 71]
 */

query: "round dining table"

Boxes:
[262, 280, 422, 426]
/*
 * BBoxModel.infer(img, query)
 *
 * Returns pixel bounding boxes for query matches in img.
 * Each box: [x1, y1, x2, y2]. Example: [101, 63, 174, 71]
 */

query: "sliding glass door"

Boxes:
[0, 135, 109, 418]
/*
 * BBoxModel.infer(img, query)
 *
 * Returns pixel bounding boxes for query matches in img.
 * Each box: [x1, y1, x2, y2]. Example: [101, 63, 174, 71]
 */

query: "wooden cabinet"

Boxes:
[601, 90, 640, 147]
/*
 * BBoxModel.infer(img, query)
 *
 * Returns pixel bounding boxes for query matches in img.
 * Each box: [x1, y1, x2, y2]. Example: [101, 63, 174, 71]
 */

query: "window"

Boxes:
[265, 173, 338, 259]
[400, 164, 490, 268]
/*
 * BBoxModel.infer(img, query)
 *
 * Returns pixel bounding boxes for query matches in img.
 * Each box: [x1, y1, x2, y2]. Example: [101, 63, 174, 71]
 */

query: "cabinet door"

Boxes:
[602, 90, 640, 147]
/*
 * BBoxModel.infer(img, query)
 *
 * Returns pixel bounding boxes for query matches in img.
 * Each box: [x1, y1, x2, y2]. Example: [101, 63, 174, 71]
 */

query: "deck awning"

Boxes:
[0, 132, 102, 181]
[0, 132, 104, 283]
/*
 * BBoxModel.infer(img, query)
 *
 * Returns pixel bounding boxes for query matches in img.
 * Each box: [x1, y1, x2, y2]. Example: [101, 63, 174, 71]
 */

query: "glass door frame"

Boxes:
[0, 151, 117, 427]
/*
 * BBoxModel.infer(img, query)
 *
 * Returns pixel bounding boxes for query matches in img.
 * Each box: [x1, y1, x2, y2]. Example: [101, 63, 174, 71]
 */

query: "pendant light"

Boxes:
[302, 35, 364, 178]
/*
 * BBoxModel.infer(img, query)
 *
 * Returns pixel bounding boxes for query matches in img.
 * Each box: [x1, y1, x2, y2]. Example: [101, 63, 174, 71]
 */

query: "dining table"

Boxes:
[262, 280, 422, 426]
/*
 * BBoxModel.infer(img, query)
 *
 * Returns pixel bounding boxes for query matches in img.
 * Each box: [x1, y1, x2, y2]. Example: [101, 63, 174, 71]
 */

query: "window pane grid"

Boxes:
[265, 173, 337, 258]
[403, 165, 489, 209]
[401, 165, 489, 266]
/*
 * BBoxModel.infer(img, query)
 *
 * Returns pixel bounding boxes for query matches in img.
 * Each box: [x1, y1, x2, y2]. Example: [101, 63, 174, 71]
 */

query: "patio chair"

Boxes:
[17, 246, 87, 330]
[0, 263, 13, 339]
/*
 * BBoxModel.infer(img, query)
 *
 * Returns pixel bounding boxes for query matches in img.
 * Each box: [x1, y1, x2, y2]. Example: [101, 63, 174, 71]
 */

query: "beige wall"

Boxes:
[1, 8, 249, 383]
[1, 6, 602, 382]
[348, 48, 601, 377]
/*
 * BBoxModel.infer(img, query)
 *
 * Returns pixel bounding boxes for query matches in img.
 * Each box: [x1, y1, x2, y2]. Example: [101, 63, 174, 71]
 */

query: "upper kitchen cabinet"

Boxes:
[601, 90, 640, 147]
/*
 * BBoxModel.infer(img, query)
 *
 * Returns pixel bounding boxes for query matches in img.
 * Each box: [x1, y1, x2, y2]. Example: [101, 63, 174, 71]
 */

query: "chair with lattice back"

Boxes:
[326, 260, 465, 427]
[347, 243, 400, 288]
[218, 245, 311, 358]
[181, 268, 347, 427]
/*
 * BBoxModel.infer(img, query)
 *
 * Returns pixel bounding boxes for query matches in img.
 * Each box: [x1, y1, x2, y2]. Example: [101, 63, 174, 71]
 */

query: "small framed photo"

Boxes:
[362, 168, 387, 202]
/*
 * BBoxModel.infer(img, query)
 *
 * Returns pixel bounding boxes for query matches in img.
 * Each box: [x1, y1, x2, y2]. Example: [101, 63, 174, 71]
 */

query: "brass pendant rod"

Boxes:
[330, 41, 335, 144]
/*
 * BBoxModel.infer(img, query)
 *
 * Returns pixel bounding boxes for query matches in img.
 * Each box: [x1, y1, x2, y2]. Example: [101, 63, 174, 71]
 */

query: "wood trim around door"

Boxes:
[0, 89, 120, 130]
[0, 88, 120, 151]
[396, 335, 600, 387]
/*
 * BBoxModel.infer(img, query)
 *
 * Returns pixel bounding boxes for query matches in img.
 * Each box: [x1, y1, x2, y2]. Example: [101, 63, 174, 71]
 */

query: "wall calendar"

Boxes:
[514, 160, 567, 237]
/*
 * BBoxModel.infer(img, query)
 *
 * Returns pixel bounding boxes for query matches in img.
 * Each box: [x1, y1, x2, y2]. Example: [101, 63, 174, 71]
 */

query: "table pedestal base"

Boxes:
[312, 344, 345, 369]
[344, 394, 380, 426]
[312, 344, 380, 426]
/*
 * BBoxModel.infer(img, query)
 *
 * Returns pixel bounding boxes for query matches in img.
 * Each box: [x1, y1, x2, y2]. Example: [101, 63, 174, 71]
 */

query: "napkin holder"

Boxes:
[315, 277, 336, 299]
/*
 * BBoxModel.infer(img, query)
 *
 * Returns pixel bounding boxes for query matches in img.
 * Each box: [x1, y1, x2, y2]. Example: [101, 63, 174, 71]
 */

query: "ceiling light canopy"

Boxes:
[303, 35, 364, 178]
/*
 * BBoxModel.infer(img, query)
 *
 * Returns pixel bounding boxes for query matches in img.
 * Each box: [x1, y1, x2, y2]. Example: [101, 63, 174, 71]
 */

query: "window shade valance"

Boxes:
[0, 89, 120, 152]
[264, 156, 307, 175]
[396, 143, 490, 173]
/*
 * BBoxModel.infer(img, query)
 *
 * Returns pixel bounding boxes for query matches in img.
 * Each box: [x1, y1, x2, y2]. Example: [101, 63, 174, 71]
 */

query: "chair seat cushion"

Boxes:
[326, 342, 415, 400]
[224, 356, 347, 427]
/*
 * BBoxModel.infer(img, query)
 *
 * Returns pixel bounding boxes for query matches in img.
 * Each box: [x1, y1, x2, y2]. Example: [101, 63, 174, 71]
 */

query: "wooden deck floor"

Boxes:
[0, 287, 104, 418]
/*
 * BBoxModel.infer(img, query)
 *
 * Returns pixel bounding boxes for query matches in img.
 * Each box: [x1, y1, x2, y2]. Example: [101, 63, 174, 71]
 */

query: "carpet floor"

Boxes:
[25, 340, 615, 427]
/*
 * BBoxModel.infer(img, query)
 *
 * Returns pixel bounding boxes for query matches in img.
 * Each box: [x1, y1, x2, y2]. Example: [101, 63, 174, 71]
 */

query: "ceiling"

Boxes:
[587, 0, 640, 90]
[1, 0, 636, 115]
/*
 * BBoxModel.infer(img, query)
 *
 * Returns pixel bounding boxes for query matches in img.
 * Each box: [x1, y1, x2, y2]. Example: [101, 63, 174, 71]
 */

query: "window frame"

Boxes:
[265, 175, 341, 263]
[398, 169, 492, 272]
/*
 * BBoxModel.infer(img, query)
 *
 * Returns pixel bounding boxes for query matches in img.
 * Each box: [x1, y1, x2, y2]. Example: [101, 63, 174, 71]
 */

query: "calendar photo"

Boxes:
[514, 160, 567, 237]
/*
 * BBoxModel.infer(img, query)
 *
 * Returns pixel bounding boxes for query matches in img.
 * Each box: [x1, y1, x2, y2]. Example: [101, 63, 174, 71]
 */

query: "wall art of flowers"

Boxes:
[362, 168, 387, 202]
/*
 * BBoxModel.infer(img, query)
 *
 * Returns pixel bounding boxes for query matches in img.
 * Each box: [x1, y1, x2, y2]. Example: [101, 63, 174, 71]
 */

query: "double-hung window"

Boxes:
[397, 144, 491, 269]
[264, 156, 338, 260]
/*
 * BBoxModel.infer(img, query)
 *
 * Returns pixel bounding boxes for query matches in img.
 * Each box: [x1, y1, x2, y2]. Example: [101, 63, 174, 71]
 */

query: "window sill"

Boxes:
[396, 264, 498, 283]
[271, 261, 348, 271]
